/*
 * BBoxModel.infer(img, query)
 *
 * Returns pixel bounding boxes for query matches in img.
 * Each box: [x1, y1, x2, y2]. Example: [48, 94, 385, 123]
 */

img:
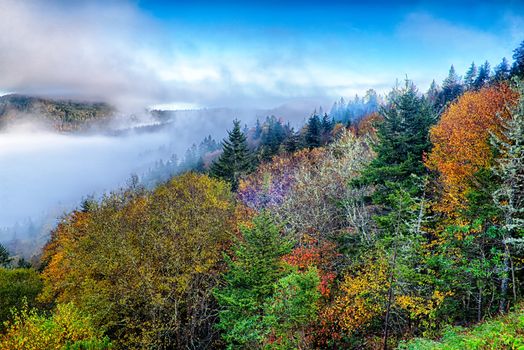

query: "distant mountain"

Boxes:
[0, 94, 114, 131]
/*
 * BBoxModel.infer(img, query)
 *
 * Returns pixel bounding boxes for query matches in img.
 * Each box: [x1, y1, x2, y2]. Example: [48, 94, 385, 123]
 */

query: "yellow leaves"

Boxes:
[396, 290, 452, 319]
[39, 173, 237, 348]
[327, 258, 389, 334]
[0, 302, 108, 350]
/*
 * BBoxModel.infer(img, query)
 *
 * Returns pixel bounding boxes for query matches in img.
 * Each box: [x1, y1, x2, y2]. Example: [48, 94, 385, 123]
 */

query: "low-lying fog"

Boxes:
[0, 102, 321, 257]
[0, 129, 169, 227]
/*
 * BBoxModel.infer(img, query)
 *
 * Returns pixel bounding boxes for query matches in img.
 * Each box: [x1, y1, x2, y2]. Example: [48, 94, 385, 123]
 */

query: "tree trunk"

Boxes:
[383, 247, 398, 350]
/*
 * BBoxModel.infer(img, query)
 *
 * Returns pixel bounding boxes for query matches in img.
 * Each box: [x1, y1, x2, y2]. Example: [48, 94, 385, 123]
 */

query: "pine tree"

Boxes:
[0, 243, 11, 268]
[214, 213, 293, 348]
[473, 60, 491, 90]
[358, 80, 435, 204]
[439, 65, 463, 108]
[511, 40, 524, 78]
[305, 114, 321, 148]
[210, 119, 253, 191]
[426, 79, 440, 110]
[321, 113, 334, 144]
[493, 58, 511, 83]
[283, 130, 300, 153]
[464, 62, 477, 90]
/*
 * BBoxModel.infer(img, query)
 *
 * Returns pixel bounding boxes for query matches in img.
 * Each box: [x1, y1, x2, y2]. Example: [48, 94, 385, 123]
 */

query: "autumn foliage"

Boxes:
[426, 84, 518, 215]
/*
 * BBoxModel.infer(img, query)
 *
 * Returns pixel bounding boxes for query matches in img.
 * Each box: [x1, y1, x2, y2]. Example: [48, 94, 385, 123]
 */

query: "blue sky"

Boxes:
[0, 0, 522, 110]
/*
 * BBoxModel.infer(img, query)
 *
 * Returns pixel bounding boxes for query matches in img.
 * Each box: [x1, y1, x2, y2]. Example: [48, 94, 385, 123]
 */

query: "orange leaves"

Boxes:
[282, 237, 340, 297]
[426, 84, 518, 215]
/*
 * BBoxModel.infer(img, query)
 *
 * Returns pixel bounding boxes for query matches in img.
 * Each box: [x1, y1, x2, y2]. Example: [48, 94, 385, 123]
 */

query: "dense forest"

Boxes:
[0, 94, 115, 132]
[1, 41, 524, 349]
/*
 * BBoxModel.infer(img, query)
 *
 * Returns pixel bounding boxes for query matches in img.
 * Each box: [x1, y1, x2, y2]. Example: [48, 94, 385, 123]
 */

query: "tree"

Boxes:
[426, 84, 518, 215]
[511, 40, 524, 78]
[473, 61, 491, 90]
[439, 65, 463, 108]
[358, 80, 435, 204]
[321, 113, 335, 144]
[493, 58, 511, 83]
[492, 81, 524, 311]
[0, 243, 11, 268]
[40, 173, 236, 349]
[214, 212, 293, 348]
[0, 268, 43, 326]
[464, 62, 477, 90]
[493, 81, 524, 236]
[210, 119, 254, 191]
[263, 267, 321, 349]
[305, 114, 322, 148]
[0, 302, 111, 349]
[426, 80, 440, 110]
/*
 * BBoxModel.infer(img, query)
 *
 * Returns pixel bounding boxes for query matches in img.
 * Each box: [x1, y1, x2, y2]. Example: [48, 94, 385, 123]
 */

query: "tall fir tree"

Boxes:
[439, 65, 463, 108]
[321, 113, 334, 144]
[464, 62, 478, 90]
[210, 119, 253, 191]
[493, 58, 511, 83]
[511, 40, 524, 78]
[214, 213, 293, 348]
[473, 60, 491, 90]
[304, 114, 322, 148]
[358, 80, 435, 204]
[426, 79, 440, 111]
[0, 243, 10, 268]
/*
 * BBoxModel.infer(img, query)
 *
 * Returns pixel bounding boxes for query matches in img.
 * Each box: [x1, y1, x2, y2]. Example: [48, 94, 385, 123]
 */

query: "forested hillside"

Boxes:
[1, 40, 524, 350]
[0, 94, 114, 131]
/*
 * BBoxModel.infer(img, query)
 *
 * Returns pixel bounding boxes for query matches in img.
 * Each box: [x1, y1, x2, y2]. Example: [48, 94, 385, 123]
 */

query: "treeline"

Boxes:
[0, 94, 114, 131]
[0, 41, 524, 349]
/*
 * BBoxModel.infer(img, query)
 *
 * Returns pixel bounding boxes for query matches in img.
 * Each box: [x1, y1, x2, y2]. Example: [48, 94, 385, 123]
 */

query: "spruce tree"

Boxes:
[358, 80, 435, 204]
[321, 113, 334, 144]
[214, 213, 292, 348]
[473, 60, 491, 90]
[439, 65, 463, 107]
[0, 243, 11, 268]
[426, 79, 440, 111]
[305, 114, 321, 148]
[210, 119, 253, 191]
[464, 62, 477, 90]
[493, 58, 511, 83]
[511, 40, 524, 78]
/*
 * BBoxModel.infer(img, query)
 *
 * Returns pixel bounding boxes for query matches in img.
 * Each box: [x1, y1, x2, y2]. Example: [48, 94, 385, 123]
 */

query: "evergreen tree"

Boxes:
[0, 243, 11, 268]
[210, 119, 253, 191]
[283, 130, 300, 153]
[214, 213, 293, 348]
[305, 114, 321, 148]
[439, 65, 463, 107]
[358, 80, 435, 204]
[321, 113, 334, 144]
[493, 58, 511, 83]
[254, 118, 262, 139]
[511, 40, 524, 78]
[464, 62, 477, 90]
[473, 60, 491, 90]
[258, 116, 287, 161]
[426, 79, 440, 110]
[493, 81, 524, 236]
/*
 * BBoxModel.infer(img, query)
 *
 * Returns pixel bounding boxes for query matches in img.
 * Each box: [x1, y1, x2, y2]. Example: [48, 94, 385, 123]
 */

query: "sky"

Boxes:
[0, 0, 523, 110]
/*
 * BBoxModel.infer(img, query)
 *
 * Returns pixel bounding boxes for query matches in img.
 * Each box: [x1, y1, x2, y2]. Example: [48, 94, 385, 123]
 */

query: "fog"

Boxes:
[0, 98, 326, 256]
